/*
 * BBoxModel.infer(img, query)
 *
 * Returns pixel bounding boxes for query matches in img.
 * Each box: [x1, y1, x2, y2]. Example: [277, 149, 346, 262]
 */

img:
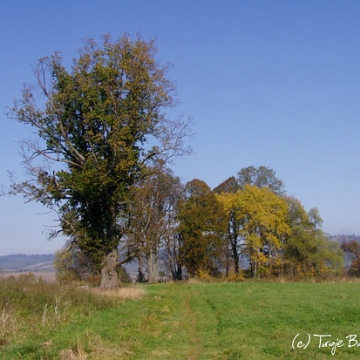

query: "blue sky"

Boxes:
[1, 1, 360, 255]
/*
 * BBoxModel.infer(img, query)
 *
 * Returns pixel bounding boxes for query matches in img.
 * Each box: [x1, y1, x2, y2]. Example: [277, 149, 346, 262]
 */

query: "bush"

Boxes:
[225, 271, 245, 282]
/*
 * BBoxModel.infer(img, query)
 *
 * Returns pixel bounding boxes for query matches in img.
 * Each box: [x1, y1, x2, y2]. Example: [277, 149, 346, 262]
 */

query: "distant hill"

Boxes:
[329, 234, 360, 245]
[0, 254, 55, 272]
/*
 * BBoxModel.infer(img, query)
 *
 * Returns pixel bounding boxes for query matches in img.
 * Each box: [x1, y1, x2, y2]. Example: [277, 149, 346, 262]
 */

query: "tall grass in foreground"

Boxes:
[0, 273, 145, 359]
[1, 276, 360, 359]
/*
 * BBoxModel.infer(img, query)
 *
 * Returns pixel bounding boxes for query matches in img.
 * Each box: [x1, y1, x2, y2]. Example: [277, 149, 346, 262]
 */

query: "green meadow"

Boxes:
[1, 275, 360, 359]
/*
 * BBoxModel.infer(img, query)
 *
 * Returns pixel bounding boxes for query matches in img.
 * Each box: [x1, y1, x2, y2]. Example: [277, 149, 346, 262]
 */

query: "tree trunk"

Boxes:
[230, 217, 240, 274]
[147, 248, 158, 283]
[100, 250, 118, 289]
[174, 265, 183, 280]
[249, 254, 256, 278]
[225, 244, 230, 278]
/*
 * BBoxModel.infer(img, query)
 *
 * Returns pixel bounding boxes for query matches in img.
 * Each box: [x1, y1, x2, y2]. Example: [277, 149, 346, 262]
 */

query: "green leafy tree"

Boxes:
[283, 196, 310, 228]
[285, 227, 343, 278]
[9, 35, 191, 287]
[284, 201, 343, 278]
[178, 180, 228, 277]
[308, 207, 323, 231]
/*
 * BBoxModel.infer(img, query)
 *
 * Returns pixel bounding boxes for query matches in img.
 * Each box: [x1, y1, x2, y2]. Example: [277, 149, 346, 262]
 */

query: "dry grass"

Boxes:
[0, 276, 147, 359]
[59, 340, 88, 360]
[88, 285, 147, 300]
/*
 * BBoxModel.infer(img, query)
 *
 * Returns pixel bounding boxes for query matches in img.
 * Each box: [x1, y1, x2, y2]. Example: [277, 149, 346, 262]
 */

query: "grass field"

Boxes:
[1, 275, 360, 359]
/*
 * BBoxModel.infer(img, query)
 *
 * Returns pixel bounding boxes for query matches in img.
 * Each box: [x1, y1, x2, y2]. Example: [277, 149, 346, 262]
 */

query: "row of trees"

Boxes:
[9, 35, 344, 286]
[122, 166, 343, 281]
[55, 165, 344, 283]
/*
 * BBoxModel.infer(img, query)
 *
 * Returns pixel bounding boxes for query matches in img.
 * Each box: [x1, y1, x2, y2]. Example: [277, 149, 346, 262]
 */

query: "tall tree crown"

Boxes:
[237, 166, 285, 195]
[10, 35, 191, 269]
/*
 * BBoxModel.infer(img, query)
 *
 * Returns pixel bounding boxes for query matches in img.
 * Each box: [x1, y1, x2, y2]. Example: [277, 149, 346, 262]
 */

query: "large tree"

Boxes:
[9, 35, 191, 288]
[284, 201, 343, 278]
[218, 185, 290, 278]
[127, 168, 183, 282]
[178, 179, 228, 277]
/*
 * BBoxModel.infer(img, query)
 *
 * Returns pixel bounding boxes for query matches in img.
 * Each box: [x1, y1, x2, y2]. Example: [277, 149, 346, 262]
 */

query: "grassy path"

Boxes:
[185, 295, 201, 360]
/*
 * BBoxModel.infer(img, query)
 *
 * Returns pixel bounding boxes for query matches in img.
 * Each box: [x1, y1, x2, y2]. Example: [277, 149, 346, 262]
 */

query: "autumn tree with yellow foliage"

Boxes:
[218, 185, 290, 278]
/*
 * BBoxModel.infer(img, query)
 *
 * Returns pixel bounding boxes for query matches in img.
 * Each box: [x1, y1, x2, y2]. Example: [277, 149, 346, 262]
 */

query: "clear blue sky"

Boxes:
[1, 0, 360, 255]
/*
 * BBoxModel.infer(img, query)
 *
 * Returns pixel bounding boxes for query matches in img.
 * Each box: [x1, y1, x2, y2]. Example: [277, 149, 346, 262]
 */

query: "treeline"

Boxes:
[11, 36, 354, 287]
[56, 165, 346, 282]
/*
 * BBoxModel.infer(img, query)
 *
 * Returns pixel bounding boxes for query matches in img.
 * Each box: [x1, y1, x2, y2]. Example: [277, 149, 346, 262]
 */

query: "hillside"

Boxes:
[0, 254, 55, 272]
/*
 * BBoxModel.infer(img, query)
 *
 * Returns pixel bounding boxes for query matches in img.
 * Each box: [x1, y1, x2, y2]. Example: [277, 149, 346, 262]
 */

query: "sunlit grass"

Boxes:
[2, 276, 360, 359]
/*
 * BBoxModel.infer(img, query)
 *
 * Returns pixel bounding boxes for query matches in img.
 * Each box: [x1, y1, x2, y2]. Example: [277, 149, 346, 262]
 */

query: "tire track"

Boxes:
[185, 294, 201, 360]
